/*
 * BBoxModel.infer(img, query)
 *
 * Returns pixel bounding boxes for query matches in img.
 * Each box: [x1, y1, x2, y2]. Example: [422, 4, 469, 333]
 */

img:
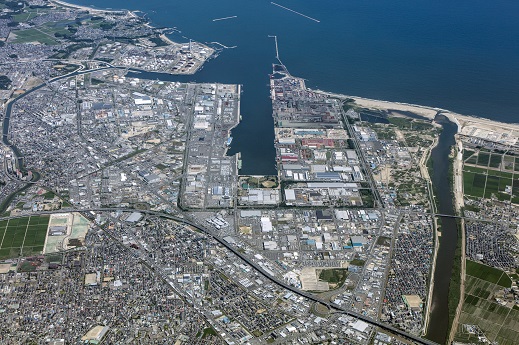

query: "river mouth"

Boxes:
[425, 114, 459, 344]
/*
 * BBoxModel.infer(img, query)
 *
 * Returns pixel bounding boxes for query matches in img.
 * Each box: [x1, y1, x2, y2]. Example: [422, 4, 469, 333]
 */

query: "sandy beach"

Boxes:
[50, 0, 125, 13]
[313, 89, 519, 145]
[159, 34, 177, 46]
[352, 96, 519, 137]
[348, 96, 440, 120]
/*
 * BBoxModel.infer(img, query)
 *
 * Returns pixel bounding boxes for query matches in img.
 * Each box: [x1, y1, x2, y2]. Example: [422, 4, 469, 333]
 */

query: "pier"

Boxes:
[268, 35, 288, 72]
[210, 41, 237, 49]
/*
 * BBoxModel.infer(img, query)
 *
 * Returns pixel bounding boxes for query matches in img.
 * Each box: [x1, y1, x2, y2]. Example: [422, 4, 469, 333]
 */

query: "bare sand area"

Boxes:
[352, 96, 519, 139]
[314, 89, 519, 145]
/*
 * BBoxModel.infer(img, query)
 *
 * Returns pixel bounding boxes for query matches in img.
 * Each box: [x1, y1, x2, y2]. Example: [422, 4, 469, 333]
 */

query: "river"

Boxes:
[425, 115, 459, 344]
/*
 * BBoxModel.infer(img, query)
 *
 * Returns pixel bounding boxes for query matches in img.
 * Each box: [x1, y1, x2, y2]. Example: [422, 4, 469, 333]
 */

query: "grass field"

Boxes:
[477, 152, 490, 166]
[0, 216, 49, 259]
[318, 268, 349, 289]
[463, 149, 475, 161]
[10, 19, 76, 45]
[455, 266, 519, 345]
[11, 6, 52, 23]
[489, 153, 502, 168]
[12, 12, 38, 22]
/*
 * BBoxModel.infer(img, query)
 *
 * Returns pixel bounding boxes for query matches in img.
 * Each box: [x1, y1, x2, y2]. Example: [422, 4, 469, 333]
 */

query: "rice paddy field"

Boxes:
[463, 151, 519, 203]
[454, 260, 518, 345]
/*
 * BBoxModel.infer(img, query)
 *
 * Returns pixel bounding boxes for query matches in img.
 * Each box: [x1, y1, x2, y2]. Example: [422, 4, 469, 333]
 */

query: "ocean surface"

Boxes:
[70, 0, 519, 174]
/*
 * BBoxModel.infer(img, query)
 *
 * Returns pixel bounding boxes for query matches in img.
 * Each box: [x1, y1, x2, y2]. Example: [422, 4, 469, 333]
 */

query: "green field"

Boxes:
[455, 265, 518, 345]
[466, 260, 512, 287]
[11, 28, 60, 44]
[12, 12, 38, 22]
[465, 152, 513, 170]
[489, 153, 502, 168]
[463, 149, 475, 161]
[10, 18, 77, 45]
[466, 154, 478, 164]
[319, 268, 349, 289]
[477, 152, 490, 166]
[0, 216, 49, 259]
[319, 268, 348, 284]
[463, 167, 518, 202]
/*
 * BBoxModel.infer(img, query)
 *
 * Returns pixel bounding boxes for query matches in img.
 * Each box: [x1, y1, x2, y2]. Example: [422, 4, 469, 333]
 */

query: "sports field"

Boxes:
[454, 260, 518, 345]
[0, 216, 50, 259]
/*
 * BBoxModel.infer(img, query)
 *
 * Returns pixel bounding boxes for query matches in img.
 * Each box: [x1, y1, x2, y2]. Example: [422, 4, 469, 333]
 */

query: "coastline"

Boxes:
[49, 0, 214, 75]
[346, 96, 519, 138]
[54, 1, 519, 138]
[51, 0, 157, 35]
[159, 33, 176, 46]
[49, 0, 125, 13]
[312, 90, 519, 145]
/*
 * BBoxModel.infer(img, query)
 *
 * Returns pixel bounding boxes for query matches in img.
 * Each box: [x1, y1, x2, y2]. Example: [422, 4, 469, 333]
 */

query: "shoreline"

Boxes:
[51, 0, 155, 33]
[312, 89, 519, 135]
[49, 0, 126, 14]
[49, 0, 214, 74]
[159, 33, 176, 46]
[55, 1, 519, 138]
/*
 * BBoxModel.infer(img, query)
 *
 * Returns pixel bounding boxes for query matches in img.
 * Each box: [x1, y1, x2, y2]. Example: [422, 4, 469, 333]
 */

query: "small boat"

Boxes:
[226, 137, 233, 146]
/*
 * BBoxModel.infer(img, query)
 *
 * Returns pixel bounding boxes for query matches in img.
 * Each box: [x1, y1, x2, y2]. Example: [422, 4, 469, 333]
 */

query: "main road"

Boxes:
[0, 61, 439, 344]
[2, 63, 113, 172]
[5, 207, 439, 345]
